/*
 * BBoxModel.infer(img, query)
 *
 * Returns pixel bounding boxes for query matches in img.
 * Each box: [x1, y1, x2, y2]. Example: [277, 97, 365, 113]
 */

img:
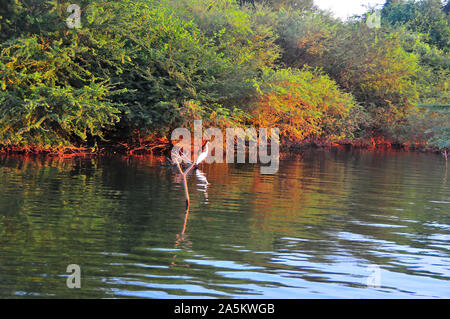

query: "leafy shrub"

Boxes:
[272, 9, 426, 137]
[82, 0, 280, 136]
[0, 0, 447, 151]
[251, 67, 361, 142]
[0, 0, 280, 147]
[0, 35, 124, 148]
[392, 104, 450, 150]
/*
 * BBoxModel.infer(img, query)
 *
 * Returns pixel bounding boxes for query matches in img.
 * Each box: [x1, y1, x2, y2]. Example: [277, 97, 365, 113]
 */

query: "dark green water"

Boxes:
[0, 150, 448, 298]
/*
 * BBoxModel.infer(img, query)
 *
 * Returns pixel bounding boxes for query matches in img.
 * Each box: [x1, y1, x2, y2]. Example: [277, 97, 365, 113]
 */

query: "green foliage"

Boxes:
[397, 28, 449, 105]
[0, 0, 279, 147]
[392, 104, 450, 150]
[0, 0, 448, 150]
[382, 0, 450, 50]
[418, 104, 450, 150]
[254, 0, 316, 11]
[106, 0, 279, 134]
[273, 9, 424, 137]
[84, 0, 279, 136]
[0, 34, 124, 148]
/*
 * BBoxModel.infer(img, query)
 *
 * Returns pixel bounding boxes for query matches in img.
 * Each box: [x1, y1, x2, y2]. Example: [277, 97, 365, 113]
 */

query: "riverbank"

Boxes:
[0, 137, 443, 158]
[1, 1, 448, 158]
[283, 138, 441, 154]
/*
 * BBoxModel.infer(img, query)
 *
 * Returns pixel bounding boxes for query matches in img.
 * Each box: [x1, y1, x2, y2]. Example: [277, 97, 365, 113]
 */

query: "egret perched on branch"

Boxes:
[195, 142, 210, 166]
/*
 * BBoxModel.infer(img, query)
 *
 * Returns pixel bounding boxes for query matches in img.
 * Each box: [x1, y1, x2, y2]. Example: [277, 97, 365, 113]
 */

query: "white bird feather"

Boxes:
[195, 142, 209, 165]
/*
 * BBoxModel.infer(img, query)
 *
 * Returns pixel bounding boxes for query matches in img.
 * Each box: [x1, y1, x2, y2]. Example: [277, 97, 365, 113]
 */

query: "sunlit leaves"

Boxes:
[251, 68, 360, 142]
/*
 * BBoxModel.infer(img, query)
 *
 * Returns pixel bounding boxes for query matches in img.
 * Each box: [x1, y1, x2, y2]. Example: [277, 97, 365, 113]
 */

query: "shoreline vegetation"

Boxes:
[0, 0, 449, 158]
[0, 138, 441, 158]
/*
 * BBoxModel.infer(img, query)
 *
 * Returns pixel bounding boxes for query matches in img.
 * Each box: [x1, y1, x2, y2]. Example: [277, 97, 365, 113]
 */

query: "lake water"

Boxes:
[0, 149, 448, 298]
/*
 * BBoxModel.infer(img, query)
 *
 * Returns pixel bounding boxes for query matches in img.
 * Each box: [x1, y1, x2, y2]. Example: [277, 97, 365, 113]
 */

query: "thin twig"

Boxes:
[174, 159, 191, 209]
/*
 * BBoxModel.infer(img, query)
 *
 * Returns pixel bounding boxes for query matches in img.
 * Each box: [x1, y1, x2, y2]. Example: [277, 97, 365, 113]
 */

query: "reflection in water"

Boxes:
[195, 169, 209, 203]
[173, 163, 207, 266]
[444, 160, 448, 185]
[0, 150, 449, 298]
[172, 208, 192, 268]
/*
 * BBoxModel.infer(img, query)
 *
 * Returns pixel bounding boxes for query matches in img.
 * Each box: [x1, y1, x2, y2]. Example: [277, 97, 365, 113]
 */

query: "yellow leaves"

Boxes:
[252, 68, 357, 142]
[121, 54, 131, 63]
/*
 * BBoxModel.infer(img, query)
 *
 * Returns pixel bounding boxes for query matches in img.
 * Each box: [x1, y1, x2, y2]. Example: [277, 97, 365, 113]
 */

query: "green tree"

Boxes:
[273, 10, 422, 137]
[254, 0, 316, 11]
[382, 0, 450, 50]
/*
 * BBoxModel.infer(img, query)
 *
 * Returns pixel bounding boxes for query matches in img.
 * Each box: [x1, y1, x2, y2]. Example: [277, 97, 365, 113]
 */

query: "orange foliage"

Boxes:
[251, 68, 358, 143]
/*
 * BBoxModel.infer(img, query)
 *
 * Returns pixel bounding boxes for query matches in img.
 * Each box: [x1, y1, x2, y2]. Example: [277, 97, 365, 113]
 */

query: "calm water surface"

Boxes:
[0, 150, 448, 298]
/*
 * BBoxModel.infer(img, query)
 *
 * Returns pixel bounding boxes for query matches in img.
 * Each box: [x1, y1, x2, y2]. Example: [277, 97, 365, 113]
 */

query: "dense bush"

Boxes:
[391, 104, 450, 149]
[251, 67, 362, 142]
[0, 33, 125, 148]
[273, 9, 427, 138]
[1, 0, 279, 147]
[394, 27, 449, 105]
[381, 0, 450, 51]
[109, 0, 279, 134]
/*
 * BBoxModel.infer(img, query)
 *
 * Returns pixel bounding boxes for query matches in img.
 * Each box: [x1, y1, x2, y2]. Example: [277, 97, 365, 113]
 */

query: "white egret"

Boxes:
[195, 142, 210, 165]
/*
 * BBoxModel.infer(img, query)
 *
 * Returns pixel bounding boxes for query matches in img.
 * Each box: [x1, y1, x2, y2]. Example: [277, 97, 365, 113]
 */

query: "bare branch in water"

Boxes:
[174, 159, 196, 209]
